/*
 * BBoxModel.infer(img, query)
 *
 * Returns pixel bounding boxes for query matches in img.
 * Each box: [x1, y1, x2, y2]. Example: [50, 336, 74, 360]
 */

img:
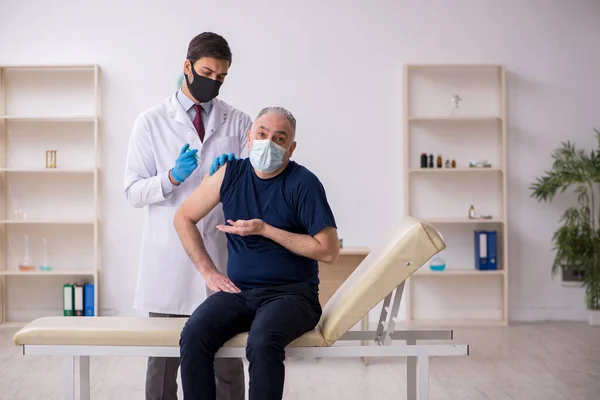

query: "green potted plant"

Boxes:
[529, 128, 600, 326]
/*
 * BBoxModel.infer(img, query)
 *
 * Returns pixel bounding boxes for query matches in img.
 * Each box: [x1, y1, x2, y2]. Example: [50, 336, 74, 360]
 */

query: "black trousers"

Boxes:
[146, 312, 245, 400]
[179, 281, 322, 400]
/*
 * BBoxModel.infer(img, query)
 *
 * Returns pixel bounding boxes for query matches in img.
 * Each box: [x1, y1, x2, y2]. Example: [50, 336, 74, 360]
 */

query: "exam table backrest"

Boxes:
[319, 216, 445, 346]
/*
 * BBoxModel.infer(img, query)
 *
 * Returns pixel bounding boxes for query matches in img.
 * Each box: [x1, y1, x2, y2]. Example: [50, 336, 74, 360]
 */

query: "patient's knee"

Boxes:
[180, 308, 217, 352]
[246, 334, 285, 361]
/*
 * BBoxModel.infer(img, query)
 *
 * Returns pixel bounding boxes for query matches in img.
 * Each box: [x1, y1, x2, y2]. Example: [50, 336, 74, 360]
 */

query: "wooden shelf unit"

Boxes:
[403, 64, 508, 327]
[0, 64, 100, 324]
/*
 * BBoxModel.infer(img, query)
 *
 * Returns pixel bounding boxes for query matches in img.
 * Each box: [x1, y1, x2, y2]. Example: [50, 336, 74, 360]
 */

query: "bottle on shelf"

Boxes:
[468, 205, 476, 219]
[420, 153, 428, 168]
[18, 234, 35, 272]
[428, 153, 434, 168]
[436, 155, 442, 168]
[39, 238, 53, 272]
[451, 159, 456, 168]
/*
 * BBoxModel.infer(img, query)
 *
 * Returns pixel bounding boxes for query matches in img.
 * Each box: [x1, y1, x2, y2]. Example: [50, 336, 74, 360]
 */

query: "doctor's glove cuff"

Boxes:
[209, 152, 237, 176]
[170, 169, 185, 184]
[171, 161, 198, 183]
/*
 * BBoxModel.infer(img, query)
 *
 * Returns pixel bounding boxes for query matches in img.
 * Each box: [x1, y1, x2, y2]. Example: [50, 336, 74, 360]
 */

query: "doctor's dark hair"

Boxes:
[187, 32, 232, 65]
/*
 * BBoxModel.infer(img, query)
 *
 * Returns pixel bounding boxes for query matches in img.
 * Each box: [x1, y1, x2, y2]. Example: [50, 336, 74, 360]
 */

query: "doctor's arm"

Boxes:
[238, 113, 252, 158]
[124, 114, 176, 208]
[174, 165, 240, 293]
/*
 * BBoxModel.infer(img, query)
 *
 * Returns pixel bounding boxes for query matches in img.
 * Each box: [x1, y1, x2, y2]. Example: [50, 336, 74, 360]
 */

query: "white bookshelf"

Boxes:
[0, 64, 100, 324]
[403, 64, 508, 327]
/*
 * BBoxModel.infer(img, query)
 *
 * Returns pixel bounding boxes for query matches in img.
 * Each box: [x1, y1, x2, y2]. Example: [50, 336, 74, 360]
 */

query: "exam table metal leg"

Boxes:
[417, 355, 429, 400]
[80, 356, 90, 400]
[361, 314, 369, 366]
[63, 356, 75, 400]
[406, 339, 417, 400]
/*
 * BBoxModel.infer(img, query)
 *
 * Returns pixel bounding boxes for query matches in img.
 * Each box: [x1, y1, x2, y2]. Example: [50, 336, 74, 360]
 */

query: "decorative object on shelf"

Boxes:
[445, 160, 450, 168]
[18, 234, 35, 272]
[530, 127, 600, 326]
[39, 238, 53, 272]
[468, 205, 476, 219]
[428, 153, 434, 168]
[420, 153, 427, 168]
[451, 159, 456, 168]
[468, 205, 493, 219]
[338, 238, 344, 249]
[436, 154, 442, 168]
[469, 160, 492, 168]
[45, 150, 57, 168]
[12, 209, 27, 220]
[429, 254, 446, 271]
[450, 94, 463, 116]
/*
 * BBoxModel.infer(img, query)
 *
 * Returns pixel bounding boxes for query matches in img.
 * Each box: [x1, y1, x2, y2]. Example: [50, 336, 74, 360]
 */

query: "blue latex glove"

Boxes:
[171, 143, 198, 183]
[209, 153, 237, 176]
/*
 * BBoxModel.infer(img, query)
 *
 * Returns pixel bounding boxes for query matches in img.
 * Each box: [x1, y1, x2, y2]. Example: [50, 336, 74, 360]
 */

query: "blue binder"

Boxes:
[487, 231, 498, 270]
[84, 283, 94, 316]
[474, 230, 498, 270]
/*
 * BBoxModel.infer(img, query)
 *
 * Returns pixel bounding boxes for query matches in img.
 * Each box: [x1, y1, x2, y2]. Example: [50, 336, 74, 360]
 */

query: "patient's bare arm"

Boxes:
[217, 220, 339, 264]
[174, 165, 240, 293]
[263, 224, 339, 264]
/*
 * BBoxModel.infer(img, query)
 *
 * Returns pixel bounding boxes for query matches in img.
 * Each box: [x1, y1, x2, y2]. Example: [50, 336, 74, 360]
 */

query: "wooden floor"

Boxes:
[1, 322, 599, 399]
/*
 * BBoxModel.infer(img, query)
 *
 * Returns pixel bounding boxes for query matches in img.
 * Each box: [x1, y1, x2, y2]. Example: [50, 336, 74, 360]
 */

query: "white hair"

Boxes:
[255, 106, 296, 134]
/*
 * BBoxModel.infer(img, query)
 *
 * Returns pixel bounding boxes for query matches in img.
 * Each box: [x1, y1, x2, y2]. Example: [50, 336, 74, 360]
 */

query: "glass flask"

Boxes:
[429, 254, 446, 271]
[39, 238, 53, 271]
[18, 234, 35, 272]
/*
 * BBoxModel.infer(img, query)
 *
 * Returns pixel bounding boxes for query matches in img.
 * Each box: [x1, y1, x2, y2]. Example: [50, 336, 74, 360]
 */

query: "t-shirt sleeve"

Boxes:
[296, 172, 337, 236]
[220, 158, 244, 205]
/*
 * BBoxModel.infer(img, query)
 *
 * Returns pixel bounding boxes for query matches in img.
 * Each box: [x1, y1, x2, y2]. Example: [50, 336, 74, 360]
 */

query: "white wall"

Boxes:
[1, 0, 599, 322]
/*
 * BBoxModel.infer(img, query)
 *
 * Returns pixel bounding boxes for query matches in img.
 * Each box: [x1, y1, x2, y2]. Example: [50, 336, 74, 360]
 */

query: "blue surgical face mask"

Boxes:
[249, 139, 287, 173]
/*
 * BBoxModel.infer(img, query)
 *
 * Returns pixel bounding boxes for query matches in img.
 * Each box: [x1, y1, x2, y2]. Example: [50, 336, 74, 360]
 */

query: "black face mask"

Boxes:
[185, 62, 222, 103]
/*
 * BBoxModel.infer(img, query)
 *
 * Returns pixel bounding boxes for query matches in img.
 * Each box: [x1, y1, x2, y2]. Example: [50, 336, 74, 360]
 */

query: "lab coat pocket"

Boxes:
[216, 136, 241, 157]
[149, 206, 182, 248]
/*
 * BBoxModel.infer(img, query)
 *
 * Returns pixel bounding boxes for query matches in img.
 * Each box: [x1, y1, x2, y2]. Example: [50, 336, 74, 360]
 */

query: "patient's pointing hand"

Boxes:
[205, 270, 241, 294]
[217, 219, 265, 237]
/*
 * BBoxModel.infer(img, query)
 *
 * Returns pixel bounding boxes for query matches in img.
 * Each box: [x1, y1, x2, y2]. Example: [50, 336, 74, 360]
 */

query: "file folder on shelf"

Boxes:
[63, 284, 74, 316]
[84, 283, 94, 316]
[474, 230, 498, 270]
[487, 230, 498, 270]
[74, 284, 84, 316]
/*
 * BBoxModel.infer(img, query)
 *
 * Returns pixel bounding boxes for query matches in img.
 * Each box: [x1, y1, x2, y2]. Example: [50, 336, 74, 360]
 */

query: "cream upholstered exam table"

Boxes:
[13, 217, 469, 400]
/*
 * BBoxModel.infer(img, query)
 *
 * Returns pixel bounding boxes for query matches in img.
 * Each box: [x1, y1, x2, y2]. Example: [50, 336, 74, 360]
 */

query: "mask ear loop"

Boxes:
[184, 59, 198, 87]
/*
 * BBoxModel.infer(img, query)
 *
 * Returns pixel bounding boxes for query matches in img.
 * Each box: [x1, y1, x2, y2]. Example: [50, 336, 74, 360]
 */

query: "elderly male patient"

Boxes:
[174, 106, 339, 400]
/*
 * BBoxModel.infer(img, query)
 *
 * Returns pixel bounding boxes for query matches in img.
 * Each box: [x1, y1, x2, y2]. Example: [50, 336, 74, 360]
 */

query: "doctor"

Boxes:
[124, 32, 250, 400]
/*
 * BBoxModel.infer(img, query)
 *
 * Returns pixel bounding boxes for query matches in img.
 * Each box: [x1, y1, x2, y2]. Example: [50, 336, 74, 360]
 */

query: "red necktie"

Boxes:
[193, 104, 205, 142]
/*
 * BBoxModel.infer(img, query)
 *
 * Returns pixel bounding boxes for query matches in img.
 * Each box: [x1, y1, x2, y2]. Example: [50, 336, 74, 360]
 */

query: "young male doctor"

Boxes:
[124, 32, 250, 400]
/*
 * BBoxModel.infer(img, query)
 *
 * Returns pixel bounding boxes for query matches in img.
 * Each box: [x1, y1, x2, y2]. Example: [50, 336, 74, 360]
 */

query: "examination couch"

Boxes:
[13, 216, 469, 400]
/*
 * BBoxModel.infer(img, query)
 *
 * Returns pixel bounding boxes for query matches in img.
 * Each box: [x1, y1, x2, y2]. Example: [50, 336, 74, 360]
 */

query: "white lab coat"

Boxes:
[124, 92, 252, 316]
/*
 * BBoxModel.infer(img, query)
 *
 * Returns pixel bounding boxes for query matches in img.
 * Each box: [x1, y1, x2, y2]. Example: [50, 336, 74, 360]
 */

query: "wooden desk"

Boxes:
[318, 247, 371, 306]
[318, 247, 371, 364]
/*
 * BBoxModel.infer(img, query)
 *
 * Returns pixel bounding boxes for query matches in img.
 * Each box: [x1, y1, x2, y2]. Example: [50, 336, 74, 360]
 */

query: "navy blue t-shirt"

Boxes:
[219, 158, 337, 291]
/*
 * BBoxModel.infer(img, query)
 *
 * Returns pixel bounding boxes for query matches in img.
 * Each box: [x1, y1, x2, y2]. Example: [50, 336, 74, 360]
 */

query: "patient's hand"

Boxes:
[216, 219, 265, 237]
[205, 270, 241, 293]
